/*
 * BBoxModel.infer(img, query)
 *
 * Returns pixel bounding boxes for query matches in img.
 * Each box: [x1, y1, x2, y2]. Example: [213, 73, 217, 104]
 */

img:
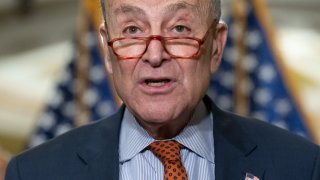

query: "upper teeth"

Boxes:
[146, 80, 169, 87]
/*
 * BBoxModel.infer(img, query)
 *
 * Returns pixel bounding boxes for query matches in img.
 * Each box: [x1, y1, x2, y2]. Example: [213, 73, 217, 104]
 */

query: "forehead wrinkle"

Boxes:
[164, 1, 201, 16]
[113, 4, 146, 17]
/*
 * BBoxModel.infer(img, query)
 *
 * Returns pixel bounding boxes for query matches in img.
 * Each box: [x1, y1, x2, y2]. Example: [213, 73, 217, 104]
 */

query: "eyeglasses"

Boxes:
[107, 20, 218, 60]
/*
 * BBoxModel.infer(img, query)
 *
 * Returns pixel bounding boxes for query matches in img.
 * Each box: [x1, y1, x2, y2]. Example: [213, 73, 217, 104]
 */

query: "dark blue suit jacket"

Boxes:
[5, 96, 320, 180]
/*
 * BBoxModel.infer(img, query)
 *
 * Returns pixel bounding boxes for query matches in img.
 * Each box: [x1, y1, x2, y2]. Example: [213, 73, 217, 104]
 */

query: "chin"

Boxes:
[141, 104, 195, 129]
[130, 100, 185, 124]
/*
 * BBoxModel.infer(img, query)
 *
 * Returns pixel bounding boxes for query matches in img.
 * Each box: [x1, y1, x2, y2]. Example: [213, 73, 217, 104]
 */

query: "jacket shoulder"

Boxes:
[233, 113, 316, 149]
[219, 110, 320, 179]
[206, 93, 320, 179]
[6, 109, 123, 180]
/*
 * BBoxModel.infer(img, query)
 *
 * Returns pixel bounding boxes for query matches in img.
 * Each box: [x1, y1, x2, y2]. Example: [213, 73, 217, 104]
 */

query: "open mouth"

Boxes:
[145, 79, 171, 87]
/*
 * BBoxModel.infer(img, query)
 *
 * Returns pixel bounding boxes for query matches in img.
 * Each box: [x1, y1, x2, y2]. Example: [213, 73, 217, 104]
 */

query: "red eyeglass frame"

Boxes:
[107, 35, 204, 60]
[106, 20, 218, 60]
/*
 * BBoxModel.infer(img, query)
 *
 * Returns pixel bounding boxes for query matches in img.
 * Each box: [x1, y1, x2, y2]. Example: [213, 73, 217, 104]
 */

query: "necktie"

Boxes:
[148, 140, 188, 180]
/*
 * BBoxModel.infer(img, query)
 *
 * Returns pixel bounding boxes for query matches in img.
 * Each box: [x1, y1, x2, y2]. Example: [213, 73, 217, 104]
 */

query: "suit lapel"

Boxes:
[73, 96, 267, 180]
[76, 106, 125, 180]
[203, 96, 265, 180]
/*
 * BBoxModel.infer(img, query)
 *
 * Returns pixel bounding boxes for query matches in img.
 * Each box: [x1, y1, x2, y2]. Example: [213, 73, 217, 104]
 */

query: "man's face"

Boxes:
[100, 0, 227, 131]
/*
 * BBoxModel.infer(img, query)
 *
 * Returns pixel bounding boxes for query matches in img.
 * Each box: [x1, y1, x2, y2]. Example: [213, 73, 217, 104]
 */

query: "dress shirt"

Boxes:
[119, 101, 215, 180]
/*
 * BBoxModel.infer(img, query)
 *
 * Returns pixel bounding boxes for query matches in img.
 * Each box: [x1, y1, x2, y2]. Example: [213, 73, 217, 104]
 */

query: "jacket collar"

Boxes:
[203, 96, 265, 180]
[75, 105, 125, 180]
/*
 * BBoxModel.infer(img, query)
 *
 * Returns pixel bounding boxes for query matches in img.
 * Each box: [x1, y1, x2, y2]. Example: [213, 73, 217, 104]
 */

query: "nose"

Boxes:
[141, 37, 170, 67]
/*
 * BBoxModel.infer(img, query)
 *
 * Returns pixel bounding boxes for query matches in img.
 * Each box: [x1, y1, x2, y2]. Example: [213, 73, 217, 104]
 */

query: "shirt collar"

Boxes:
[119, 109, 154, 163]
[174, 101, 215, 163]
[119, 101, 215, 164]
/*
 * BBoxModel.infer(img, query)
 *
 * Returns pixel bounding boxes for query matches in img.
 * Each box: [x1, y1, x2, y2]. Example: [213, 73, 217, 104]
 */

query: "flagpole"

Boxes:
[232, 0, 250, 115]
[74, 1, 91, 127]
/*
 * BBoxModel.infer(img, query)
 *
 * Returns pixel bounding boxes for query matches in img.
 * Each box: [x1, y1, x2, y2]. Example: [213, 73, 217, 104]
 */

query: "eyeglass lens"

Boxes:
[112, 38, 200, 58]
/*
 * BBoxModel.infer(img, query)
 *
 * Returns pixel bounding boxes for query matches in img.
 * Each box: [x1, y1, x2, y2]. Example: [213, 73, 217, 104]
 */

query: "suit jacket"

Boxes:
[5, 96, 320, 180]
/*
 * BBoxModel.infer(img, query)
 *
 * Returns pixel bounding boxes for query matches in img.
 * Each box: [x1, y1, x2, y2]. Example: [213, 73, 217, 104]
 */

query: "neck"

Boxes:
[140, 116, 192, 140]
[136, 101, 207, 140]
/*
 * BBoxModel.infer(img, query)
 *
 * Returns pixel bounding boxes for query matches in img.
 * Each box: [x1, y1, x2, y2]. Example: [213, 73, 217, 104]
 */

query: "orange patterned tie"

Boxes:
[148, 140, 188, 180]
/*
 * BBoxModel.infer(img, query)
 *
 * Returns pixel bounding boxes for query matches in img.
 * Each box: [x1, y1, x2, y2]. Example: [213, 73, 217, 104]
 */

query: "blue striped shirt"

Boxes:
[119, 102, 215, 180]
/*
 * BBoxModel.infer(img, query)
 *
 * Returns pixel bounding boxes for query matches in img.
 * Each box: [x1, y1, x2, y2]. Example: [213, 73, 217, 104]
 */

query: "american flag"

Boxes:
[28, 24, 117, 148]
[208, 0, 310, 138]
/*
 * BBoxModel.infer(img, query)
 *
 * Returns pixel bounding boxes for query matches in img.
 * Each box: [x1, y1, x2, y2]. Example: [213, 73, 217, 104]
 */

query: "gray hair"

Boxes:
[212, 0, 221, 20]
[100, 0, 221, 22]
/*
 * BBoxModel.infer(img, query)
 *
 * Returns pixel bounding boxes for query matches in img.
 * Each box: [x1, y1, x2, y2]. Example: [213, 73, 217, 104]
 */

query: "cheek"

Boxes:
[113, 60, 138, 78]
[180, 59, 212, 98]
[193, 64, 211, 93]
[111, 60, 138, 97]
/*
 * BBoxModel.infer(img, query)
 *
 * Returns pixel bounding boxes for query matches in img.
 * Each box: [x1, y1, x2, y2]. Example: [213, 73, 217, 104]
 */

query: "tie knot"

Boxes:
[148, 140, 182, 163]
[148, 140, 188, 180]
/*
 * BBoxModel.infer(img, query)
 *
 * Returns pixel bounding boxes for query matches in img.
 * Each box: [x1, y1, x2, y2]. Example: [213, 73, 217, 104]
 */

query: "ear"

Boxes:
[99, 23, 113, 74]
[210, 21, 228, 74]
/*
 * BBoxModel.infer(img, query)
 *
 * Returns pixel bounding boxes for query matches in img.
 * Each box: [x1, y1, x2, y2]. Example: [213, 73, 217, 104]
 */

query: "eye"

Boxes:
[171, 25, 192, 36]
[123, 26, 141, 35]
[173, 25, 190, 33]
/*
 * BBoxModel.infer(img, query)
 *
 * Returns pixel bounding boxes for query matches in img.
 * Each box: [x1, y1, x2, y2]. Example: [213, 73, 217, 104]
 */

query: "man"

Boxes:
[5, 0, 320, 179]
